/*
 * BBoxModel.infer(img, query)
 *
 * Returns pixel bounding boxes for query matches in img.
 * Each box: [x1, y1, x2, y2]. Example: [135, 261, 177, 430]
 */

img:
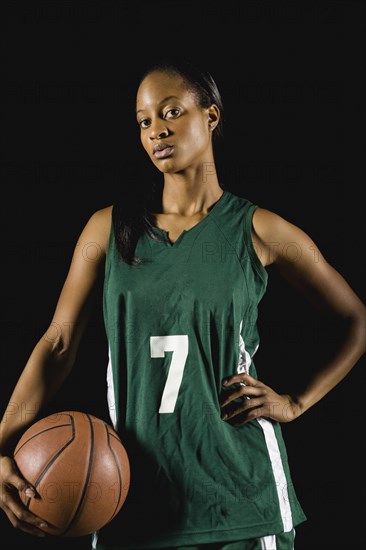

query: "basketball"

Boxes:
[13, 410, 130, 537]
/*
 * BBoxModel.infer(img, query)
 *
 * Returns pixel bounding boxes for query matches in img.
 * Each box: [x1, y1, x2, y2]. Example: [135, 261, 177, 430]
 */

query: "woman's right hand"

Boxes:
[0, 454, 48, 537]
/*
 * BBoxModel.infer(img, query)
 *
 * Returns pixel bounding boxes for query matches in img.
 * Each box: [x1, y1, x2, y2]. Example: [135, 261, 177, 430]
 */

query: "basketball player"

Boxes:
[0, 59, 365, 549]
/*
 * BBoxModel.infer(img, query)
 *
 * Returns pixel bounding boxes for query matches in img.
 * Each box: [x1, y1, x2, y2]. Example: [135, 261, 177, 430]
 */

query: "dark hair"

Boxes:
[138, 58, 224, 141]
[113, 58, 225, 265]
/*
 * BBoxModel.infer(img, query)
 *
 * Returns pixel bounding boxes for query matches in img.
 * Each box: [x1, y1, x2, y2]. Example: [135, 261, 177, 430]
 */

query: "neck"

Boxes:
[160, 166, 223, 216]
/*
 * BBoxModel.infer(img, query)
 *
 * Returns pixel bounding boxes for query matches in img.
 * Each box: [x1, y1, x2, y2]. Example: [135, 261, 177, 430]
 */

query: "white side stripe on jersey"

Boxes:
[238, 320, 252, 375]
[256, 417, 293, 532]
[260, 528, 296, 549]
[238, 321, 294, 533]
[106, 344, 118, 430]
[95, 344, 118, 550]
[260, 534, 277, 550]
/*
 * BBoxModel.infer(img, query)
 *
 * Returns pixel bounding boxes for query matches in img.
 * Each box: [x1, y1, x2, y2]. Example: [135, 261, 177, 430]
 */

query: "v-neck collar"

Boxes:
[149, 189, 229, 247]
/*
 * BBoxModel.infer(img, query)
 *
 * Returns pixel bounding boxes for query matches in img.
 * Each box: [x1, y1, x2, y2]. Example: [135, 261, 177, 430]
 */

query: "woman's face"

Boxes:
[136, 71, 215, 174]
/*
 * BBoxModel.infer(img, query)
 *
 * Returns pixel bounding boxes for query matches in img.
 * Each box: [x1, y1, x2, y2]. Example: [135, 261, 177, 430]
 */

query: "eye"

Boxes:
[165, 108, 180, 119]
[138, 118, 150, 129]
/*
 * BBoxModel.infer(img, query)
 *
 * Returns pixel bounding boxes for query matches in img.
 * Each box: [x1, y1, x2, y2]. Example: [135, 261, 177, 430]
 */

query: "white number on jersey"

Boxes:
[150, 335, 189, 413]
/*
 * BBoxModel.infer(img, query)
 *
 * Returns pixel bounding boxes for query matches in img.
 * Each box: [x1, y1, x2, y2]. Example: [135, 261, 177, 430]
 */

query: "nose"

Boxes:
[149, 120, 169, 140]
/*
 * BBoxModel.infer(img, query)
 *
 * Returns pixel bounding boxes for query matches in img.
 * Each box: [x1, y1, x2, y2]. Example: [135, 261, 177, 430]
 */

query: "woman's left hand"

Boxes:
[220, 373, 302, 426]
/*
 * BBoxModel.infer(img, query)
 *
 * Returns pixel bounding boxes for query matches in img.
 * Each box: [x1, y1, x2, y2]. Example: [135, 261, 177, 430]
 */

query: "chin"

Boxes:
[159, 166, 178, 174]
[152, 158, 178, 173]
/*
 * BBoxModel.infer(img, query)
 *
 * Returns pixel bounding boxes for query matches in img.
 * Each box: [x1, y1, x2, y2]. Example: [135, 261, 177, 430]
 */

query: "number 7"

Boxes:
[150, 335, 189, 413]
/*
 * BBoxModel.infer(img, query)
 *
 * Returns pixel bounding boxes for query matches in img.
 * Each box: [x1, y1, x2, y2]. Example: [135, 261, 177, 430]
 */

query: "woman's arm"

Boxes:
[0, 205, 112, 536]
[220, 208, 365, 425]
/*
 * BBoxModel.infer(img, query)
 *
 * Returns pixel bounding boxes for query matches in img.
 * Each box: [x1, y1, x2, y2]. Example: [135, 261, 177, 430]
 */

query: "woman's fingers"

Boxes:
[220, 384, 264, 407]
[221, 397, 264, 420]
[223, 373, 263, 387]
[5, 508, 47, 537]
[5, 473, 36, 498]
[220, 373, 268, 410]
[220, 374, 302, 424]
[0, 456, 48, 537]
[220, 373, 300, 425]
[1, 486, 48, 536]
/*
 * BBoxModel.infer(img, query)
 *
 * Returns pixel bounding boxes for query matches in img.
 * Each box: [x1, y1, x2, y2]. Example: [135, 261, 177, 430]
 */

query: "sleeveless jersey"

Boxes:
[93, 189, 307, 549]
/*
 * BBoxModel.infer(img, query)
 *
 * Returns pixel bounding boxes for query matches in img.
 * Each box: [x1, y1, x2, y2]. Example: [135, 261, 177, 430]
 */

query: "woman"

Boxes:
[0, 59, 365, 550]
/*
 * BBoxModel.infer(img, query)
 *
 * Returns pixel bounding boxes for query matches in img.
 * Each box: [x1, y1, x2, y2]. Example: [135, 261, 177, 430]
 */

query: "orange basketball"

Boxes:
[13, 410, 130, 537]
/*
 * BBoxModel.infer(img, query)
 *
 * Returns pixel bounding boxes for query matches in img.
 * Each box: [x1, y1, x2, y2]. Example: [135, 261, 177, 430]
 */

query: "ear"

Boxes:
[207, 104, 220, 131]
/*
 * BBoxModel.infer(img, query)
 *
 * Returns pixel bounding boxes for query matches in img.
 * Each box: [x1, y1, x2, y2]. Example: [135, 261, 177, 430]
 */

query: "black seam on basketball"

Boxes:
[14, 424, 71, 457]
[59, 413, 94, 537]
[108, 432, 121, 443]
[105, 424, 123, 522]
[24, 415, 76, 510]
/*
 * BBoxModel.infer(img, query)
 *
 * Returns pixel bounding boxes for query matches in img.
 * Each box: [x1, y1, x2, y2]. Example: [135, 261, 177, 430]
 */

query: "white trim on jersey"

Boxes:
[92, 345, 118, 550]
[260, 527, 296, 549]
[238, 320, 252, 375]
[256, 417, 293, 532]
[106, 344, 118, 430]
[237, 322, 294, 533]
[260, 534, 277, 550]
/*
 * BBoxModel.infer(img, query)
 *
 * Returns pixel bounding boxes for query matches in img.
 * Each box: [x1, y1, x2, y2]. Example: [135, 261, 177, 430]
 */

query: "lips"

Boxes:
[153, 142, 174, 159]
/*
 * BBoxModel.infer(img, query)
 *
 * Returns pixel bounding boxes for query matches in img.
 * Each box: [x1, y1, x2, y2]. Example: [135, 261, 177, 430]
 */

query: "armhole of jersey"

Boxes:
[244, 203, 268, 285]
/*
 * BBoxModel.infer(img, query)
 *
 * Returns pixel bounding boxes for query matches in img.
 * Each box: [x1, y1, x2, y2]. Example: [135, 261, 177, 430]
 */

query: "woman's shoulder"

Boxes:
[252, 206, 303, 241]
[252, 206, 316, 266]
[83, 204, 113, 256]
[252, 206, 282, 233]
[93, 204, 113, 220]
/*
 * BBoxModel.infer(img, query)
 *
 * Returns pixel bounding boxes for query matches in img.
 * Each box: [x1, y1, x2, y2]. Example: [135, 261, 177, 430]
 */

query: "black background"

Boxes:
[1, 1, 365, 549]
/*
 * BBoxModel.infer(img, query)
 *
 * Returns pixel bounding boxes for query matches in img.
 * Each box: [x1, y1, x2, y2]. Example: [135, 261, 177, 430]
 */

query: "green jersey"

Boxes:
[93, 189, 306, 549]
